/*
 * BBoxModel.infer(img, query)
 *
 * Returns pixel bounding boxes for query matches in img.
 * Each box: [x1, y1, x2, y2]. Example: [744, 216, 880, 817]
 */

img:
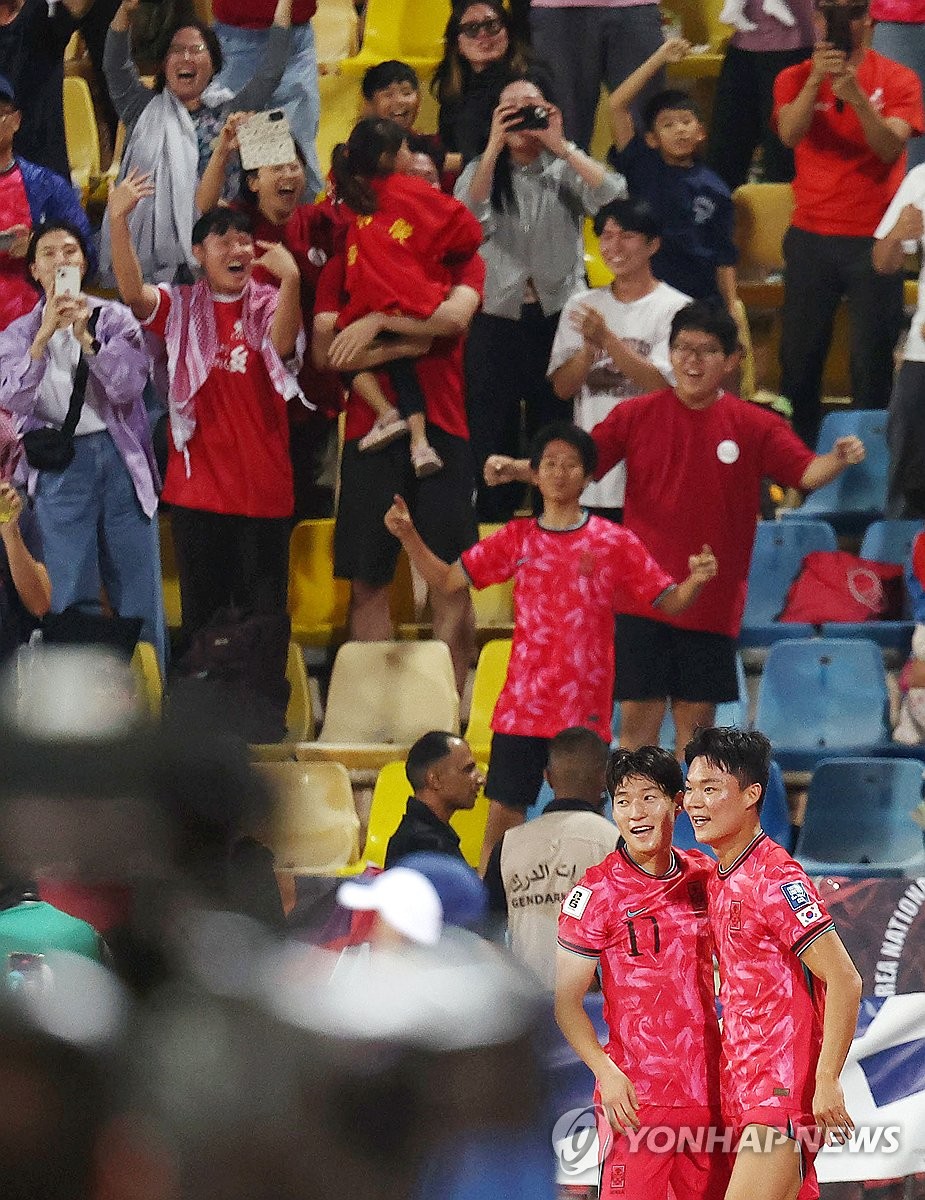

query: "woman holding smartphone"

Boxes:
[0, 221, 165, 670]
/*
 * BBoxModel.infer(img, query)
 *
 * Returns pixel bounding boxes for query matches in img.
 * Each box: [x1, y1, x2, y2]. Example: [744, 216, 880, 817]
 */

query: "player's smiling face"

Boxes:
[612, 774, 679, 867]
[684, 756, 762, 854]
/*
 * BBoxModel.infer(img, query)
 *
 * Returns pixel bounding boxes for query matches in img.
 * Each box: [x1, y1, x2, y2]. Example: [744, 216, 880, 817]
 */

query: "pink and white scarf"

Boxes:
[161, 277, 306, 473]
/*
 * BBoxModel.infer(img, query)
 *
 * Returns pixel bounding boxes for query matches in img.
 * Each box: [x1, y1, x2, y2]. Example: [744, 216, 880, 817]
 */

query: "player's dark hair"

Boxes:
[528, 421, 597, 476]
[26, 221, 93, 290]
[670, 300, 740, 356]
[593, 196, 662, 241]
[154, 20, 222, 92]
[406, 731, 459, 792]
[330, 117, 408, 215]
[642, 87, 700, 133]
[547, 727, 609, 807]
[191, 206, 252, 245]
[607, 746, 683, 801]
[684, 727, 771, 813]
[362, 59, 419, 99]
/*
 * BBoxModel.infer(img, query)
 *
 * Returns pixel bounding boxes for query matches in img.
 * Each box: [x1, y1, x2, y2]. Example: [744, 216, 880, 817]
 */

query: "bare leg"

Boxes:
[724, 1126, 804, 1200]
[430, 586, 475, 697]
[479, 799, 525, 875]
[349, 579, 394, 641]
[619, 699, 667, 750]
[671, 700, 717, 762]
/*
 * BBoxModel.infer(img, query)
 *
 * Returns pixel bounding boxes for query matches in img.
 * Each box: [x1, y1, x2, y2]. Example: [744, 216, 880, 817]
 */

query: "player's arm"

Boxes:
[555, 948, 640, 1132]
[384, 495, 469, 595]
[799, 436, 865, 490]
[800, 929, 862, 1143]
[653, 544, 717, 616]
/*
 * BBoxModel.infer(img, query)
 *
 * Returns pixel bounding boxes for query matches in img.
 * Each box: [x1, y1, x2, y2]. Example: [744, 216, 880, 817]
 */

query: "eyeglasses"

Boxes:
[458, 16, 504, 38]
[671, 340, 726, 361]
[166, 42, 209, 56]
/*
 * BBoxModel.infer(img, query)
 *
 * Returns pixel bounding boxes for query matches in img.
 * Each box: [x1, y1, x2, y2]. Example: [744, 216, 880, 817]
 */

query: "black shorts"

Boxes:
[334, 425, 478, 586]
[485, 731, 550, 813]
[614, 614, 739, 704]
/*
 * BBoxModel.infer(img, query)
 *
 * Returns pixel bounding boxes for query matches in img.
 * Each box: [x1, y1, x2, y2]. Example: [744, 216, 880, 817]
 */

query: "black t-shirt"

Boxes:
[384, 796, 464, 868]
[0, 498, 43, 665]
[0, 0, 76, 177]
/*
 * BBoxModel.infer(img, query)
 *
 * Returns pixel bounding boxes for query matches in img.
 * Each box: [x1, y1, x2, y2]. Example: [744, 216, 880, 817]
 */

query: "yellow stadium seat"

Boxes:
[287, 518, 351, 648]
[733, 183, 793, 310]
[353, 0, 450, 71]
[252, 760, 360, 873]
[130, 640, 162, 718]
[362, 759, 490, 870]
[251, 642, 316, 761]
[471, 524, 515, 643]
[463, 638, 511, 765]
[296, 639, 460, 769]
[63, 76, 100, 203]
[158, 513, 182, 630]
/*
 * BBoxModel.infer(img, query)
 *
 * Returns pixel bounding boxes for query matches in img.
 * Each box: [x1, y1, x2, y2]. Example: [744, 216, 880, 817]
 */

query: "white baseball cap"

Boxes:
[337, 867, 444, 946]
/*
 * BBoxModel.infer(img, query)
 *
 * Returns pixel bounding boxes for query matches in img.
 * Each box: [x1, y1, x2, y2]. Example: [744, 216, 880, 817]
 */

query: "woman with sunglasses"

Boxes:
[432, 0, 550, 168]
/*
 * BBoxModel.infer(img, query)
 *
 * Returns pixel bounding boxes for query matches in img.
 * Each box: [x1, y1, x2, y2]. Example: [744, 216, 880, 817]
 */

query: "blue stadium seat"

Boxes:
[821, 519, 923, 651]
[782, 411, 888, 535]
[796, 757, 925, 877]
[673, 760, 793, 854]
[754, 638, 891, 771]
[741, 520, 838, 647]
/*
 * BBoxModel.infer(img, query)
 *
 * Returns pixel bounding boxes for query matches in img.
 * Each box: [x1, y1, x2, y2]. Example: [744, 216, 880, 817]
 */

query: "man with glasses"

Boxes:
[773, 0, 924, 446]
[486, 300, 864, 759]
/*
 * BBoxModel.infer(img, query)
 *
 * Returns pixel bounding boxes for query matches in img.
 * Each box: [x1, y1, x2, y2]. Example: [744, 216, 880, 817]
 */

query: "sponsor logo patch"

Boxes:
[563, 885, 592, 919]
[781, 881, 813, 911]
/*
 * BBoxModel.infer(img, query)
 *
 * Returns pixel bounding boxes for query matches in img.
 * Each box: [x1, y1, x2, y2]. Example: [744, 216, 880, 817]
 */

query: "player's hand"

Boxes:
[598, 1061, 640, 1134]
[892, 203, 925, 244]
[327, 312, 385, 369]
[570, 303, 608, 350]
[688, 543, 718, 583]
[108, 168, 155, 220]
[384, 493, 414, 540]
[254, 239, 299, 283]
[813, 1075, 854, 1145]
[660, 36, 691, 64]
[834, 435, 864, 466]
[483, 454, 518, 486]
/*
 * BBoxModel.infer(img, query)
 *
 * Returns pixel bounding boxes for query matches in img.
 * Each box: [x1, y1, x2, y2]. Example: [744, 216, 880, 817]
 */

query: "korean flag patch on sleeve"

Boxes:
[562, 885, 593, 920]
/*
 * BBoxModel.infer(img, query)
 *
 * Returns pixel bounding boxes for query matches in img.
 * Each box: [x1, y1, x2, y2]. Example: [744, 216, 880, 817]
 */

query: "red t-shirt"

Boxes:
[211, 0, 316, 27]
[315, 248, 484, 442]
[773, 50, 925, 236]
[0, 165, 35, 332]
[592, 389, 815, 636]
[249, 203, 344, 421]
[708, 833, 834, 1124]
[148, 288, 293, 518]
[461, 515, 674, 740]
[558, 846, 722, 1111]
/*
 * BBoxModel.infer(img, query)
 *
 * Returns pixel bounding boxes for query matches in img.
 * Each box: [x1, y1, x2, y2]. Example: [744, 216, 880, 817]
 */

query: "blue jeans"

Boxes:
[872, 22, 925, 173]
[213, 20, 322, 195]
[34, 431, 167, 674]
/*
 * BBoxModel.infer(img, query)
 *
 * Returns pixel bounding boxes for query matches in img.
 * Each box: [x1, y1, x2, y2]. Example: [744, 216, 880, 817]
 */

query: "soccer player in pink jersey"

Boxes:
[684, 727, 863, 1200]
[384, 422, 718, 869]
[555, 745, 729, 1200]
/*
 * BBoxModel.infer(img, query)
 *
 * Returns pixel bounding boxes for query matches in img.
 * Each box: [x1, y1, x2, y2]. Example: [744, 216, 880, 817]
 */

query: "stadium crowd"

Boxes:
[0, 0, 923, 1196]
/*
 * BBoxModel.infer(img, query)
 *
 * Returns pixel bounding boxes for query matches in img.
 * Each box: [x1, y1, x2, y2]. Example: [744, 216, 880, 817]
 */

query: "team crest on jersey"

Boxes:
[794, 902, 822, 927]
[563, 885, 592, 919]
[687, 879, 707, 913]
[781, 881, 813, 911]
[730, 900, 742, 932]
[608, 1164, 625, 1191]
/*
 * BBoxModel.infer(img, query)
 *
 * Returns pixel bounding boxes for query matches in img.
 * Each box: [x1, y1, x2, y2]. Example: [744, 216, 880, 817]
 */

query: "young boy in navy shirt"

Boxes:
[608, 37, 739, 314]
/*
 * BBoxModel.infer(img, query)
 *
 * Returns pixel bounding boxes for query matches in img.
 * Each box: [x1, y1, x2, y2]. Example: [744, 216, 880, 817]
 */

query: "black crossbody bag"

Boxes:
[22, 310, 100, 472]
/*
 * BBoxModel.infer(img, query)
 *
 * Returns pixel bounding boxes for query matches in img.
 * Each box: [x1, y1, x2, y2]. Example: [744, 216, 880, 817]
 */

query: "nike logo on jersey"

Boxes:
[626, 906, 648, 918]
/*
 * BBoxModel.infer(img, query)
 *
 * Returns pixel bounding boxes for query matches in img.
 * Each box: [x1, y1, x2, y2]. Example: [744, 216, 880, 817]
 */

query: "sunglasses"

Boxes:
[458, 16, 504, 37]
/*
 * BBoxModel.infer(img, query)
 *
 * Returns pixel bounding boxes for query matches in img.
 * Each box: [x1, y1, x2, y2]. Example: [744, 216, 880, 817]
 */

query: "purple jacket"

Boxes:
[0, 298, 160, 517]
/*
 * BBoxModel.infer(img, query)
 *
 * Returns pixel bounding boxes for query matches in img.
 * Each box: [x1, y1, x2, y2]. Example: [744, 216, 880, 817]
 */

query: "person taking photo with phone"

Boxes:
[454, 76, 626, 521]
[0, 221, 165, 670]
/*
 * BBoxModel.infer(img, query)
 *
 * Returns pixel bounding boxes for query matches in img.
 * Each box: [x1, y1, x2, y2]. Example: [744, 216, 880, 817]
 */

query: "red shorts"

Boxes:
[733, 1108, 821, 1200]
[595, 1102, 731, 1200]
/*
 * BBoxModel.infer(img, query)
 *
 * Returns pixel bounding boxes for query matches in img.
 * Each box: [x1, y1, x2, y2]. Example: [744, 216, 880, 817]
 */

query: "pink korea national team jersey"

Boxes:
[461, 515, 674, 741]
[558, 846, 722, 1111]
[708, 833, 834, 1123]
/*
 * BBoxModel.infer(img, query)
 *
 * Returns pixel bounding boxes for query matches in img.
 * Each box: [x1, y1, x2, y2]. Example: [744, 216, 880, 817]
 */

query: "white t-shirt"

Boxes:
[547, 280, 690, 508]
[34, 326, 107, 436]
[875, 162, 925, 364]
